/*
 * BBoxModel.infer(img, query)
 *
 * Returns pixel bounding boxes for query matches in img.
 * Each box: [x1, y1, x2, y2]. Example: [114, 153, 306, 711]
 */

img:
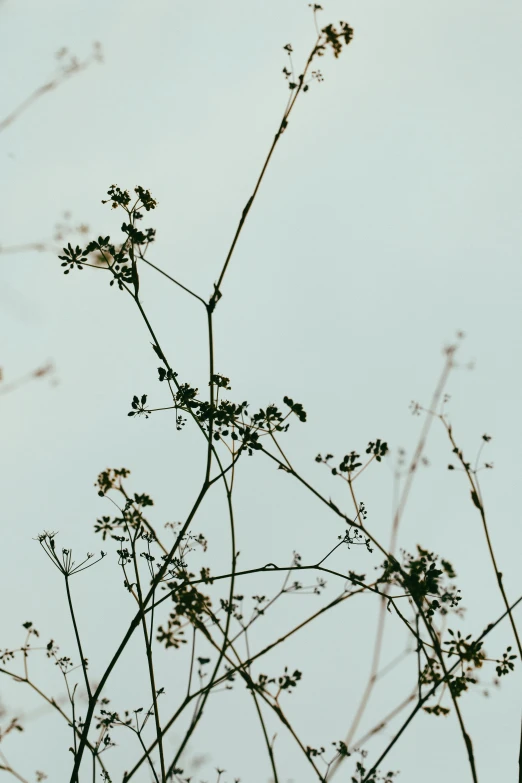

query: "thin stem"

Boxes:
[330, 351, 455, 778]
[141, 257, 207, 306]
[0, 362, 55, 397]
[351, 690, 416, 749]
[135, 726, 161, 783]
[243, 628, 280, 783]
[342, 597, 388, 752]
[416, 613, 422, 701]
[71, 685, 78, 756]
[205, 306, 216, 480]
[392, 349, 455, 554]
[248, 691, 280, 783]
[64, 576, 92, 701]
[0, 52, 100, 134]
[187, 626, 197, 697]
[0, 750, 29, 783]
[129, 523, 166, 782]
[443, 419, 522, 659]
[148, 561, 381, 616]
[419, 601, 478, 781]
[166, 453, 236, 776]
[518, 713, 522, 783]
[212, 32, 321, 300]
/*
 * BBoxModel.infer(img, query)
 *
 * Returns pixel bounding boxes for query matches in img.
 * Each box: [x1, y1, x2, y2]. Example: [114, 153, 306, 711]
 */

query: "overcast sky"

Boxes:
[1, 1, 521, 781]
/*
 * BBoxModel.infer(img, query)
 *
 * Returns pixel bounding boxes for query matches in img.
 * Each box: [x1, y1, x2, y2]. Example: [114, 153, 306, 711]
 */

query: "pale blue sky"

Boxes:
[1, 1, 521, 781]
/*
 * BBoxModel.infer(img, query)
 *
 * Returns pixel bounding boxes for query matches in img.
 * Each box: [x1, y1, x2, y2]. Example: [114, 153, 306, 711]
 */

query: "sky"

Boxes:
[1, 0, 521, 781]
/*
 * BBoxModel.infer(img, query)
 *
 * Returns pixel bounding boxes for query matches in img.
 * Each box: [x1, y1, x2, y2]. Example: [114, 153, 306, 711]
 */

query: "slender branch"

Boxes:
[0, 362, 55, 397]
[212, 32, 321, 301]
[0, 668, 106, 771]
[361, 594, 522, 782]
[443, 418, 522, 659]
[140, 257, 207, 306]
[128, 521, 166, 782]
[166, 436, 236, 776]
[330, 350, 455, 777]
[243, 628, 280, 783]
[0, 751, 29, 783]
[64, 576, 92, 701]
[351, 690, 417, 750]
[390, 348, 455, 553]
[135, 725, 161, 783]
[418, 602, 478, 782]
[0, 46, 102, 134]
[518, 713, 522, 783]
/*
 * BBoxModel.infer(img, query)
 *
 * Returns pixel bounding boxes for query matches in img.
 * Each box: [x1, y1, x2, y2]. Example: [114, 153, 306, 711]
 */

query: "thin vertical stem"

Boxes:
[443, 420, 522, 660]
[129, 522, 166, 782]
[64, 576, 92, 702]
